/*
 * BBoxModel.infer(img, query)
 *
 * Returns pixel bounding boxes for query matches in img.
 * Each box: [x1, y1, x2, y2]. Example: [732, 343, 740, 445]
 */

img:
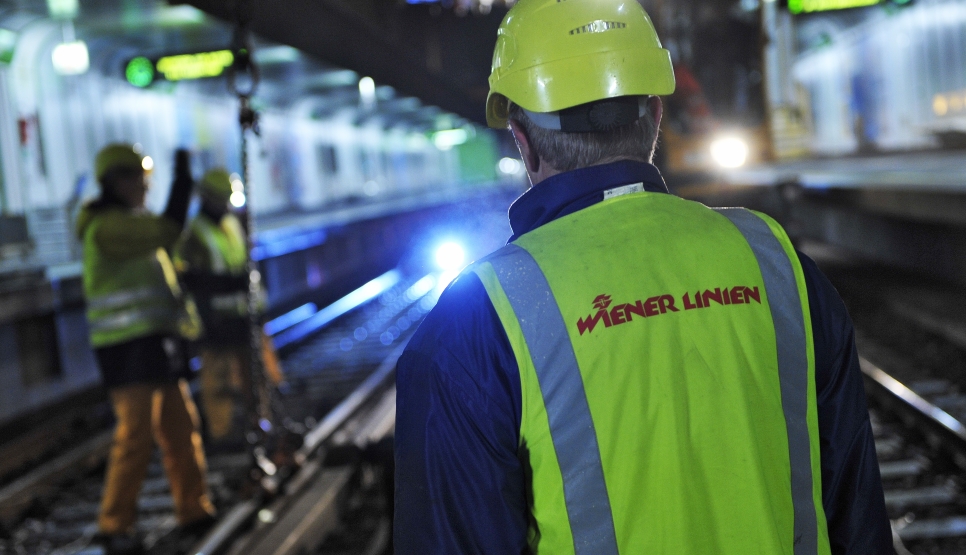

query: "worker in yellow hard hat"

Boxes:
[394, 1, 890, 553]
[176, 169, 281, 444]
[78, 144, 214, 555]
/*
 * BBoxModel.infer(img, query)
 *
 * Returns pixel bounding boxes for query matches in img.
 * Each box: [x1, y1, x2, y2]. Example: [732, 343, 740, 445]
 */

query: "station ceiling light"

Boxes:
[432, 128, 469, 150]
[498, 157, 524, 176]
[51, 40, 89, 75]
[359, 76, 376, 108]
[46, 0, 78, 20]
[0, 29, 16, 64]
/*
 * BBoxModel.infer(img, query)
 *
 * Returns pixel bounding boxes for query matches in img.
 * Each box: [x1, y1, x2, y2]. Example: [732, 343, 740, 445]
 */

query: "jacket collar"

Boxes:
[508, 160, 668, 241]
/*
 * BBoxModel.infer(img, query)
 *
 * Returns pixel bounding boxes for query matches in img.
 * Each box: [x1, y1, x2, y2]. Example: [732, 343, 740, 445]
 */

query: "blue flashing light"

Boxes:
[435, 241, 465, 271]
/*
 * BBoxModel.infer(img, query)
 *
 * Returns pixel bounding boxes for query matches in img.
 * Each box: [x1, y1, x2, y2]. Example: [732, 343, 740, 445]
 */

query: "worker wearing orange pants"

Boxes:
[177, 169, 281, 442]
[98, 381, 213, 534]
[198, 334, 282, 440]
[80, 145, 214, 554]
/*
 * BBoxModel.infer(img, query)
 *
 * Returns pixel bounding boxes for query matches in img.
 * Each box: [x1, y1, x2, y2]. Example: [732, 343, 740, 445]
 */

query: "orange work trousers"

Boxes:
[200, 334, 282, 440]
[98, 381, 215, 535]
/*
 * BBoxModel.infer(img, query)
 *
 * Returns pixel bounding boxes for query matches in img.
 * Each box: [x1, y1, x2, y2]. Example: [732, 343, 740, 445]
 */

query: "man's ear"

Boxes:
[647, 96, 663, 131]
[509, 119, 540, 176]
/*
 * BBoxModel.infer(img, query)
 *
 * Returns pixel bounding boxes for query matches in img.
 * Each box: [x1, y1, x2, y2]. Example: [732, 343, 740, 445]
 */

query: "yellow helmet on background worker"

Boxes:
[486, 0, 676, 129]
[198, 169, 234, 202]
[95, 144, 149, 182]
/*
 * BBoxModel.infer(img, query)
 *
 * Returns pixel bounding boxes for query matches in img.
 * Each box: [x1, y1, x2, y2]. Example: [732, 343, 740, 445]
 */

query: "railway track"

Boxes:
[0, 269, 445, 555]
[864, 354, 966, 555]
[6, 250, 966, 555]
[843, 272, 966, 554]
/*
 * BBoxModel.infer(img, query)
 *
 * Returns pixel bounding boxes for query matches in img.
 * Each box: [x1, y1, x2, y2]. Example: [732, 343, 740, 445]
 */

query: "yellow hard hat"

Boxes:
[95, 144, 146, 181]
[486, 0, 675, 129]
[199, 168, 234, 201]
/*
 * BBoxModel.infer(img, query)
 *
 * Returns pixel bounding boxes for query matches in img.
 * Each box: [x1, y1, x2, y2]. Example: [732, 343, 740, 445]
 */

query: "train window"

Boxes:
[318, 145, 338, 176]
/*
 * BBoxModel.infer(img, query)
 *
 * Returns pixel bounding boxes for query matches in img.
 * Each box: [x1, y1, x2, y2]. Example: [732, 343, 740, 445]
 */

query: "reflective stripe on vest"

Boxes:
[193, 218, 228, 274]
[486, 207, 818, 554]
[88, 305, 182, 335]
[714, 208, 817, 555]
[489, 243, 619, 555]
[191, 215, 248, 276]
[86, 285, 177, 312]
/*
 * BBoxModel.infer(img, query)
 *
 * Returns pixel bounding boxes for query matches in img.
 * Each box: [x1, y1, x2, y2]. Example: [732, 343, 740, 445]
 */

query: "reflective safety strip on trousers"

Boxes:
[86, 286, 175, 312]
[715, 208, 817, 555]
[489, 244, 619, 555]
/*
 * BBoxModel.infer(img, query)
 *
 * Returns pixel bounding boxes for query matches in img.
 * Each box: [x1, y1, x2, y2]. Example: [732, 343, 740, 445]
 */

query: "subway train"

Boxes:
[0, 5, 518, 429]
[659, 0, 966, 178]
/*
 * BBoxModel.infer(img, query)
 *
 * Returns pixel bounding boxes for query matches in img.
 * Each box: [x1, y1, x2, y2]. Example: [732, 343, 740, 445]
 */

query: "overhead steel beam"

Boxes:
[177, 0, 503, 123]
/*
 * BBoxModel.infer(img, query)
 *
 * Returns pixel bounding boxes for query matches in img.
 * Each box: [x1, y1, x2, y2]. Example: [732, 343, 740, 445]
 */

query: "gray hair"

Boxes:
[508, 101, 659, 173]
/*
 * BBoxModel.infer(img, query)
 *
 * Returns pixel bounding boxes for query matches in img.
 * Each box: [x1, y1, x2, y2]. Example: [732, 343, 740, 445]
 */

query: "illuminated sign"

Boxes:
[124, 50, 234, 88]
[156, 50, 233, 81]
[125, 56, 154, 87]
[789, 0, 880, 13]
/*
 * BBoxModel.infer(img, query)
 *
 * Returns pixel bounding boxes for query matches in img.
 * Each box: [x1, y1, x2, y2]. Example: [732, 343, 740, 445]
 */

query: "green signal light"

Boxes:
[126, 56, 155, 87]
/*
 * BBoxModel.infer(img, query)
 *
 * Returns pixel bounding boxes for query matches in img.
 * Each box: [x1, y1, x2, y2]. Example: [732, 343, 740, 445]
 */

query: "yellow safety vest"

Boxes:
[184, 213, 251, 318]
[82, 209, 199, 348]
[471, 192, 831, 554]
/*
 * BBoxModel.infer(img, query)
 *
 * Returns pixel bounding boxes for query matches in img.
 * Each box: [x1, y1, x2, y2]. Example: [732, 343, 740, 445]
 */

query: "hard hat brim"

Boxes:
[486, 46, 676, 129]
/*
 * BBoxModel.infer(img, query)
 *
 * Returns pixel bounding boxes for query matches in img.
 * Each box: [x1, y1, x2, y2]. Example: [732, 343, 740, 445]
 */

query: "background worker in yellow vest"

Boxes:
[394, 1, 892, 554]
[176, 169, 281, 443]
[78, 145, 214, 555]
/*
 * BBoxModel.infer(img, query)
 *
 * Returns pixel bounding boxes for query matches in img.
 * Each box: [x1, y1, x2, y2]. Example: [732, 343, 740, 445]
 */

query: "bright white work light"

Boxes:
[709, 136, 749, 169]
[435, 242, 465, 271]
[51, 40, 89, 75]
[141, 156, 154, 171]
[230, 191, 246, 208]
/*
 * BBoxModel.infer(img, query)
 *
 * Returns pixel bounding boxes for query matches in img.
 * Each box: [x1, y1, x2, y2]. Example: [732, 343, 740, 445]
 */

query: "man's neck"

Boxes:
[527, 156, 649, 187]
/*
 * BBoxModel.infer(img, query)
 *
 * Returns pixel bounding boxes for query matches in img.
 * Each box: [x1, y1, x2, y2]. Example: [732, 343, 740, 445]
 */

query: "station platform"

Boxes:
[722, 150, 966, 192]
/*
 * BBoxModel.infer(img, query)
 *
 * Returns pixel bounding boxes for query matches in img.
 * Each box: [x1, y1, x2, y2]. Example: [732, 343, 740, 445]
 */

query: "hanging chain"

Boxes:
[227, 0, 276, 484]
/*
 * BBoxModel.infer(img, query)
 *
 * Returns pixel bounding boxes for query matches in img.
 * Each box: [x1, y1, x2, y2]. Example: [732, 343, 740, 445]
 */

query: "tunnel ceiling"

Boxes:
[175, 0, 506, 124]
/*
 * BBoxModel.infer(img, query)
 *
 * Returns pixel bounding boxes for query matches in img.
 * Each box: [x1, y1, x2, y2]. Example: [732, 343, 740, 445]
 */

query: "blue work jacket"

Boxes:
[395, 160, 892, 555]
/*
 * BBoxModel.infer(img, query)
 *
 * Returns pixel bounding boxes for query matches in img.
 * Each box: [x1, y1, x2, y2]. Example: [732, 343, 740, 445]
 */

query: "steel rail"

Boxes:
[190, 342, 406, 555]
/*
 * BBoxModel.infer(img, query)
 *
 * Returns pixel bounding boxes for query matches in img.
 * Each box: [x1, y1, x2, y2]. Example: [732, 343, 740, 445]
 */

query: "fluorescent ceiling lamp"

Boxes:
[0, 29, 16, 64]
[432, 128, 468, 150]
[255, 45, 300, 65]
[47, 0, 78, 19]
[498, 157, 524, 175]
[51, 40, 89, 75]
[155, 5, 206, 26]
[359, 76, 376, 106]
